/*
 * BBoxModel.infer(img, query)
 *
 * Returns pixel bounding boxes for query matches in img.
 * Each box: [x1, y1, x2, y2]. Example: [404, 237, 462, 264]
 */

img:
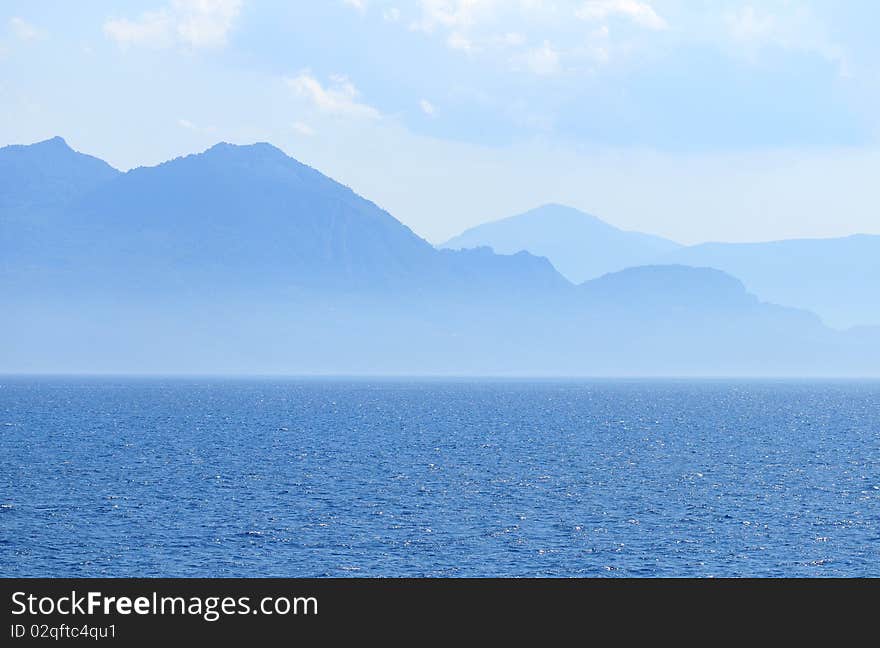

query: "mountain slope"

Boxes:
[2, 140, 565, 296]
[444, 203, 880, 328]
[579, 264, 823, 332]
[2, 137, 877, 375]
[0, 136, 119, 212]
[1, 137, 121, 273]
[567, 265, 838, 375]
[441, 204, 682, 283]
[6, 264, 871, 375]
[60, 141, 438, 291]
[662, 236, 880, 329]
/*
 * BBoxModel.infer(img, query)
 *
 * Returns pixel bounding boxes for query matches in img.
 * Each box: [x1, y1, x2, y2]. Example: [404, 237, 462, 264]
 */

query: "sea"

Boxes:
[1, 377, 878, 577]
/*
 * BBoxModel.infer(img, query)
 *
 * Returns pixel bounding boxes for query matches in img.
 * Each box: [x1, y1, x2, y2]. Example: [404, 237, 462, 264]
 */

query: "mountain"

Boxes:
[661, 236, 880, 329]
[440, 203, 682, 283]
[2, 137, 877, 375]
[443, 203, 880, 329]
[561, 264, 871, 376]
[1, 137, 121, 273]
[4, 140, 437, 292]
[572, 265, 833, 375]
[7, 262, 870, 376]
[2, 140, 564, 298]
[0, 136, 119, 212]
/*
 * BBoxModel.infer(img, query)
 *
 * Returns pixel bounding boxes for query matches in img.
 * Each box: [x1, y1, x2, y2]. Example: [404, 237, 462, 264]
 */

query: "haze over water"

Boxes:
[3, 377, 878, 577]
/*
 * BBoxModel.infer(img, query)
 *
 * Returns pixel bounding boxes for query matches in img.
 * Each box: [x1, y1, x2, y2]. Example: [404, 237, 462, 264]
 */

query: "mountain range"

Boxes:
[1, 138, 563, 298]
[442, 204, 682, 284]
[663, 236, 880, 330]
[442, 203, 880, 330]
[2, 137, 877, 375]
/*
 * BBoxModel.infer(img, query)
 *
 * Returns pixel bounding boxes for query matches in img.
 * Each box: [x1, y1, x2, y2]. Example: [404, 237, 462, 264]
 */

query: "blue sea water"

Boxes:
[1, 377, 878, 577]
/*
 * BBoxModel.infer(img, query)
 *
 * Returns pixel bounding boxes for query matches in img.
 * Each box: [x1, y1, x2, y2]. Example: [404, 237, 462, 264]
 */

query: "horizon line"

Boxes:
[3, 373, 880, 381]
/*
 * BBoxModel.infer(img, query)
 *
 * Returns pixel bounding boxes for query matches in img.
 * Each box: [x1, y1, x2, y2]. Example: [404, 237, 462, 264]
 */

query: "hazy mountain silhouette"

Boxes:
[661, 236, 880, 329]
[2, 137, 878, 375]
[2, 140, 563, 297]
[1, 137, 120, 274]
[444, 203, 880, 329]
[69, 141, 442, 293]
[561, 265, 846, 376]
[582, 265, 825, 349]
[441, 204, 682, 283]
[0, 136, 119, 211]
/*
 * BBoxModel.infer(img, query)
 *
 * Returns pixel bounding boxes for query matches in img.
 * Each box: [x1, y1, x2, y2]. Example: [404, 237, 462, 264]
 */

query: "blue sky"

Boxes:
[2, 0, 880, 243]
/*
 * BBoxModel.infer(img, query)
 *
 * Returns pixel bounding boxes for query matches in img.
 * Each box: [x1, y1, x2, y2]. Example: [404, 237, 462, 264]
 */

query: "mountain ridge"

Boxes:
[441, 203, 682, 284]
[443, 203, 880, 328]
[2, 136, 877, 375]
[1, 137, 566, 297]
[661, 235, 880, 329]
[0, 136, 120, 211]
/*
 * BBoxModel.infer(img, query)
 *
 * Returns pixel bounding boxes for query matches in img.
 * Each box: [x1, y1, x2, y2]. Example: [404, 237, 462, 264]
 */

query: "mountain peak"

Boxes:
[202, 140, 291, 161]
[1, 135, 72, 154]
[37, 135, 70, 148]
[581, 264, 756, 310]
[0, 136, 119, 210]
[132, 140, 314, 181]
[527, 203, 599, 218]
[0, 136, 119, 174]
[441, 204, 681, 283]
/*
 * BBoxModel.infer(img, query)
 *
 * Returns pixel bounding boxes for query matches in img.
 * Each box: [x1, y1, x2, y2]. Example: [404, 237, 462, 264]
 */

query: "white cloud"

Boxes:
[447, 31, 474, 52]
[343, 0, 367, 13]
[9, 17, 41, 41]
[292, 121, 316, 136]
[410, 1, 512, 53]
[723, 5, 847, 74]
[177, 117, 217, 134]
[402, 0, 659, 68]
[419, 99, 436, 116]
[522, 41, 561, 75]
[383, 7, 401, 22]
[500, 31, 525, 46]
[174, 0, 242, 48]
[585, 25, 611, 64]
[411, 0, 499, 33]
[104, 11, 173, 48]
[725, 5, 774, 43]
[286, 72, 381, 120]
[576, 0, 667, 31]
[104, 0, 242, 49]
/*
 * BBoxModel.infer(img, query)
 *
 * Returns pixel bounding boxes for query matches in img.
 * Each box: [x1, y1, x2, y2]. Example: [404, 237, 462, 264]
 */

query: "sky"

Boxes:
[2, 0, 880, 244]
